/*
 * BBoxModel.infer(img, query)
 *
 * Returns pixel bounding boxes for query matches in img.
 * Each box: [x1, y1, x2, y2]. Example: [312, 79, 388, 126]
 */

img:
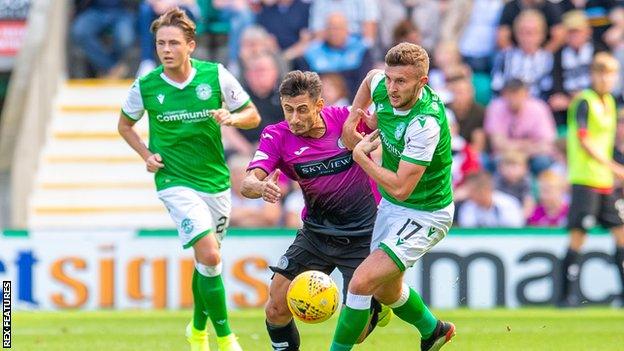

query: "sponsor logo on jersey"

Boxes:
[157, 94, 165, 104]
[394, 122, 406, 140]
[294, 146, 310, 156]
[294, 152, 352, 179]
[196, 83, 212, 100]
[156, 109, 213, 123]
[379, 131, 401, 157]
[261, 133, 273, 139]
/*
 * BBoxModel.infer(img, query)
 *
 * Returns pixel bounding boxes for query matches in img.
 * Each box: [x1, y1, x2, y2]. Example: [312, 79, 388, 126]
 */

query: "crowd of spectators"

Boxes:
[70, 0, 624, 229]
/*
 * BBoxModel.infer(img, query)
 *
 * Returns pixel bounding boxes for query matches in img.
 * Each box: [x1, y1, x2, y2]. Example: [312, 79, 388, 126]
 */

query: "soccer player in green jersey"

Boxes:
[330, 43, 456, 351]
[117, 8, 260, 351]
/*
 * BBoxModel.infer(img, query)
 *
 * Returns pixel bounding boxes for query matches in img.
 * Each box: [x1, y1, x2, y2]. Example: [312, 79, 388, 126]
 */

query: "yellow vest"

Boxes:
[567, 89, 616, 188]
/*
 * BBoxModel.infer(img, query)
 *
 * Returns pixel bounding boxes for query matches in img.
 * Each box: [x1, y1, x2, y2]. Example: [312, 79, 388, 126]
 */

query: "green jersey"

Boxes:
[370, 73, 453, 211]
[121, 59, 251, 193]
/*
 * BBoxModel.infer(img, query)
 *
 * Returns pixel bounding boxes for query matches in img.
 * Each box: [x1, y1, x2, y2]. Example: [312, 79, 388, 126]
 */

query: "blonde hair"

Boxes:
[513, 9, 547, 37]
[150, 7, 196, 42]
[591, 52, 620, 73]
[538, 169, 565, 187]
[385, 42, 430, 77]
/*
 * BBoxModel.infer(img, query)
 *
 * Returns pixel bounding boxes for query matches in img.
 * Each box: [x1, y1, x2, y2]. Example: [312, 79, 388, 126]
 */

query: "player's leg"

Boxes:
[330, 249, 402, 351]
[265, 229, 335, 351]
[611, 225, 624, 304]
[199, 191, 243, 351]
[329, 204, 395, 351]
[371, 202, 456, 350]
[560, 229, 586, 305]
[375, 277, 455, 351]
[265, 273, 300, 351]
[560, 185, 596, 305]
[333, 235, 389, 344]
[598, 192, 624, 305]
[193, 234, 234, 337]
[158, 187, 219, 351]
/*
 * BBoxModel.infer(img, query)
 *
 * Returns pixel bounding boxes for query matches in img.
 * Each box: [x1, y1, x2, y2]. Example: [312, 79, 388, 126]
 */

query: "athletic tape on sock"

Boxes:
[388, 283, 410, 308]
[195, 262, 223, 277]
[346, 293, 372, 310]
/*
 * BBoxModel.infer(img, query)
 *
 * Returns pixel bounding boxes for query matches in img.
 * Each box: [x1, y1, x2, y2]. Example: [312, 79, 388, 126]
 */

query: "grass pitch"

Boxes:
[12, 308, 624, 350]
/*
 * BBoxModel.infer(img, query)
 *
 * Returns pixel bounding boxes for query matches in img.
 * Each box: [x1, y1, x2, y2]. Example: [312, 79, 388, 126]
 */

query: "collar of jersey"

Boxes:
[160, 67, 197, 90]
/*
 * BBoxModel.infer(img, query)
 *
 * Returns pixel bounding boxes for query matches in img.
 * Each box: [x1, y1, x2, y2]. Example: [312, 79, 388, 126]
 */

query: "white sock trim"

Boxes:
[346, 292, 372, 310]
[388, 283, 410, 308]
[195, 262, 222, 277]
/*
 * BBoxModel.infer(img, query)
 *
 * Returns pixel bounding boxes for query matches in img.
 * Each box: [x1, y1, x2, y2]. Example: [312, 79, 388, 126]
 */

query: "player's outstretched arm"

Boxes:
[352, 131, 425, 201]
[342, 69, 382, 150]
[211, 102, 261, 129]
[117, 114, 164, 173]
[241, 168, 282, 203]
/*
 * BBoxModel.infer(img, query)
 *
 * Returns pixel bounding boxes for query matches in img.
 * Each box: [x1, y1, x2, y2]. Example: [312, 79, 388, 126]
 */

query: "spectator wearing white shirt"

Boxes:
[458, 171, 525, 227]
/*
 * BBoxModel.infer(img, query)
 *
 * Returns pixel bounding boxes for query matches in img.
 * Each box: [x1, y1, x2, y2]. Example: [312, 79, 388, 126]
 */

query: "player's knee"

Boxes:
[195, 249, 221, 266]
[265, 298, 291, 324]
[195, 262, 222, 277]
[348, 274, 375, 296]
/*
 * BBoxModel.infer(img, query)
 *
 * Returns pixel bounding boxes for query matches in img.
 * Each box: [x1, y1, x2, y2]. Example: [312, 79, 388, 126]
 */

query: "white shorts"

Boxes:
[157, 186, 231, 249]
[371, 199, 454, 271]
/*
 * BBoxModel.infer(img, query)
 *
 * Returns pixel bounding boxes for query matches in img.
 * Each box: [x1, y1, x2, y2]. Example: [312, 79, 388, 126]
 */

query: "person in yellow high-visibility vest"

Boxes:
[562, 52, 624, 307]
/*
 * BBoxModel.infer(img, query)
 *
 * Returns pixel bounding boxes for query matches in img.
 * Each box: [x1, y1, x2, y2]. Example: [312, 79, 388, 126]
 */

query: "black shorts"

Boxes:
[269, 228, 371, 301]
[567, 184, 624, 231]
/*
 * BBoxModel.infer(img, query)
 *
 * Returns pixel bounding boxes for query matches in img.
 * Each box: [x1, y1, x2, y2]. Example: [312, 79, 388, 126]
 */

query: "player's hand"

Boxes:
[357, 108, 377, 130]
[548, 93, 570, 112]
[145, 153, 164, 173]
[342, 112, 365, 150]
[613, 163, 624, 180]
[354, 129, 381, 156]
[211, 109, 236, 126]
[262, 170, 282, 203]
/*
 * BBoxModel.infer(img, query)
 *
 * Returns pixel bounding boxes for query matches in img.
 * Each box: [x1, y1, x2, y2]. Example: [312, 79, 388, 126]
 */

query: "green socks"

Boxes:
[194, 266, 232, 337]
[390, 285, 437, 339]
[191, 270, 208, 330]
[330, 293, 372, 351]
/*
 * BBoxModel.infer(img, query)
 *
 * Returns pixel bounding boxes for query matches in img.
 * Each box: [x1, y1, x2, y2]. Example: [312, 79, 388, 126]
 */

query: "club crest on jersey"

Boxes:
[395, 122, 406, 140]
[196, 84, 212, 100]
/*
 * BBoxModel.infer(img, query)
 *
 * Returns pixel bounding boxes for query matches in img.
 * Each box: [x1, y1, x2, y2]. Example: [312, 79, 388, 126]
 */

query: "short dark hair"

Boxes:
[279, 70, 322, 100]
[150, 7, 196, 42]
[502, 78, 527, 93]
